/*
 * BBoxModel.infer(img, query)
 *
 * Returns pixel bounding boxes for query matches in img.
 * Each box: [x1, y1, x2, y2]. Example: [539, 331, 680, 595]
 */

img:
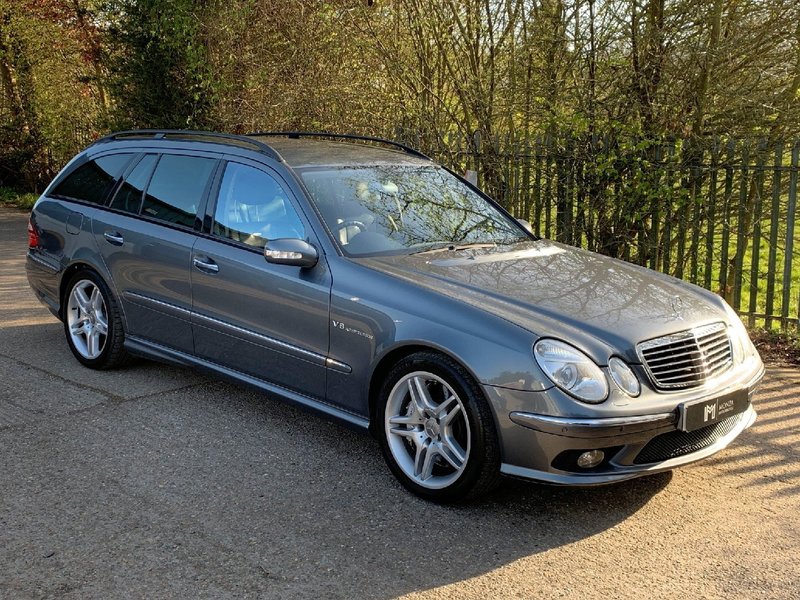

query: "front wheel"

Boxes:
[63, 270, 129, 369]
[378, 352, 501, 502]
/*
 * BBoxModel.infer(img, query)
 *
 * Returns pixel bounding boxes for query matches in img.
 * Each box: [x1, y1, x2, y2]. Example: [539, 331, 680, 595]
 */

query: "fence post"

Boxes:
[473, 130, 482, 189]
[747, 140, 768, 327]
[534, 135, 543, 237]
[575, 141, 586, 250]
[689, 141, 703, 283]
[719, 139, 735, 300]
[650, 143, 663, 271]
[565, 136, 575, 245]
[731, 142, 750, 311]
[703, 137, 720, 290]
[544, 134, 553, 239]
[765, 143, 784, 329]
[522, 134, 532, 221]
[781, 142, 798, 328]
[663, 141, 677, 275]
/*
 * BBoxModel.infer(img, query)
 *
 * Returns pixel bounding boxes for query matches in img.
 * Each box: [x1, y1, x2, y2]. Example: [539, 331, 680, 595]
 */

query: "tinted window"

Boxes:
[213, 162, 304, 248]
[109, 154, 158, 214]
[141, 155, 217, 227]
[52, 154, 133, 204]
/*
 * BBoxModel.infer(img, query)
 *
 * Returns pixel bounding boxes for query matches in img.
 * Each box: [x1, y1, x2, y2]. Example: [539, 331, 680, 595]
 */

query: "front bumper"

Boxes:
[484, 361, 765, 485]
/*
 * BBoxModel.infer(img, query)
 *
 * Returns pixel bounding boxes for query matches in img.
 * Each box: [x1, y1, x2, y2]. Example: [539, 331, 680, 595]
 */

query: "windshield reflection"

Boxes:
[300, 166, 527, 256]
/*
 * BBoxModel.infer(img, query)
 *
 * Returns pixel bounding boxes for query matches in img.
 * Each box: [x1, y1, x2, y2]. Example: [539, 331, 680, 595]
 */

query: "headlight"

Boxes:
[608, 357, 641, 397]
[722, 300, 754, 363]
[534, 339, 608, 403]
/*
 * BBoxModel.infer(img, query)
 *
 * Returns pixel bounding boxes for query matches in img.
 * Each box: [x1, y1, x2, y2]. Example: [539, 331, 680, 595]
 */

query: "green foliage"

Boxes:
[0, 124, 35, 188]
[0, 0, 106, 190]
[103, 0, 218, 129]
[0, 186, 38, 209]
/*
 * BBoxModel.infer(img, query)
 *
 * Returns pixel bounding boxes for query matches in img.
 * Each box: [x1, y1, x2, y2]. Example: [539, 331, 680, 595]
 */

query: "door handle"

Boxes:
[192, 256, 219, 274]
[103, 231, 124, 245]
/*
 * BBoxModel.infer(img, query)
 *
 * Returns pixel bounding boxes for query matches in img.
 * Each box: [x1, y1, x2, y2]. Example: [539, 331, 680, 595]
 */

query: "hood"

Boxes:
[355, 240, 727, 364]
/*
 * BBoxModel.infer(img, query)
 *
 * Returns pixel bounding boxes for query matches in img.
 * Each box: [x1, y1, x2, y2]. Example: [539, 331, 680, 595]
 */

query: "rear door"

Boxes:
[190, 158, 331, 400]
[92, 151, 220, 353]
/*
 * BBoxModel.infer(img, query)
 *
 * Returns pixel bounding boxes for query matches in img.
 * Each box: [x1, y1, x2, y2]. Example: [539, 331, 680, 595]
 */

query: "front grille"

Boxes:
[638, 322, 732, 390]
[633, 413, 743, 465]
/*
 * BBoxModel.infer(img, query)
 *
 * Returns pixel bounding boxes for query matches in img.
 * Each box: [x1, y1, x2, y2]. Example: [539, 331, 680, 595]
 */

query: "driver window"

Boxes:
[213, 163, 305, 248]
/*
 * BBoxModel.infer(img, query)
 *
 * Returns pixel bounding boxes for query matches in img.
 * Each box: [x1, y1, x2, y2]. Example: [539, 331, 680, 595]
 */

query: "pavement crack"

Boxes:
[0, 349, 220, 428]
[123, 380, 221, 404]
[0, 350, 126, 402]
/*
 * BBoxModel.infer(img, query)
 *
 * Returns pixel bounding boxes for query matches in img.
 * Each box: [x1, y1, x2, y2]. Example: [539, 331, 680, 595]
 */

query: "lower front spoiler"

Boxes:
[499, 405, 757, 486]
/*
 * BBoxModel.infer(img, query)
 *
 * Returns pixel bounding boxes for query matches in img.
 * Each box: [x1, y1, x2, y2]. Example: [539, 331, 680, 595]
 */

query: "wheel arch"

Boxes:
[366, 341, 490, 436]
[58, 261, 115, 321]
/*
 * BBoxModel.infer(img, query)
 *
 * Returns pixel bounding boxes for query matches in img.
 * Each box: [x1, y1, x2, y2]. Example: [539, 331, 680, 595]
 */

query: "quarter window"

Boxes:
[109, 154, 157, 214]
[213, 163, 304, 248]
[52, 154, 133, 205]
[141, 155, 217, 228]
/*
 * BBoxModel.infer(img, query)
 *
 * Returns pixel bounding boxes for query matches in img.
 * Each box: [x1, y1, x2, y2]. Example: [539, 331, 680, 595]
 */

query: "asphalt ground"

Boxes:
[0, 206, 798, 599]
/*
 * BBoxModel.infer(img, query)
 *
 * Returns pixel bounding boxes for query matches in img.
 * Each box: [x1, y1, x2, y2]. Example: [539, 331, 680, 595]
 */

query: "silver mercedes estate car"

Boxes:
[26, 130, 764, 501]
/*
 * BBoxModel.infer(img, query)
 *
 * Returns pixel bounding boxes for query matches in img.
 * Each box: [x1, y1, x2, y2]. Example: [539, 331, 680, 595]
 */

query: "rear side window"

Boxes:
[141, 155, 217, 227]
[109, 154, 158, 214]
[52, 154, 133, 204]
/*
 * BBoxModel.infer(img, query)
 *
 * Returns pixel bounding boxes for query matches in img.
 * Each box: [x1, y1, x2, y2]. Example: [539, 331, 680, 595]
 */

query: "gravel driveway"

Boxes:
[1, 207, 798, 599]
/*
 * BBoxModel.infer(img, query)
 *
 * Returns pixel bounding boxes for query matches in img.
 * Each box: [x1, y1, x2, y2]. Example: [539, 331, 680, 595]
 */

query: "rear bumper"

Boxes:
[485, 362, 765, 485]
[26, 250, 62, 319]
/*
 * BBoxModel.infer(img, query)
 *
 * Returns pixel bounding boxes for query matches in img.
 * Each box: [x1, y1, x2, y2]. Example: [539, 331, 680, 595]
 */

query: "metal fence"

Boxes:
[416, 133, 800, 332]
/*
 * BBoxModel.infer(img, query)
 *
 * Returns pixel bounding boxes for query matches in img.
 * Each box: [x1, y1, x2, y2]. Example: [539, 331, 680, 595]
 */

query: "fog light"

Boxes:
[577, 450, 605, 469]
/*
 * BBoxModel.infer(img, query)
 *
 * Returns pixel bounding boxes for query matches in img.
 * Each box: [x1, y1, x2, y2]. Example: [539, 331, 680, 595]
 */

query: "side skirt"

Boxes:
[124, 336, 370, 432]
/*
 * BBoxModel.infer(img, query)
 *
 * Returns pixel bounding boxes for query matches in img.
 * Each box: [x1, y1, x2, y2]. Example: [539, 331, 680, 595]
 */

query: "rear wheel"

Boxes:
[63, 270, 129, 369]
[378, 352, 501, 502]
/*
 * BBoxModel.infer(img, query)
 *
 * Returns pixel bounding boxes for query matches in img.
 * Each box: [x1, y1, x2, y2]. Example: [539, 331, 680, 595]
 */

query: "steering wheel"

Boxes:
[334, 219, 367, 233]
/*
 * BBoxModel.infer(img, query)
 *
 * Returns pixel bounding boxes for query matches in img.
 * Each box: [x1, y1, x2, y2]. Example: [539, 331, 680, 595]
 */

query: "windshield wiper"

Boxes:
[411, 242, 497, 255]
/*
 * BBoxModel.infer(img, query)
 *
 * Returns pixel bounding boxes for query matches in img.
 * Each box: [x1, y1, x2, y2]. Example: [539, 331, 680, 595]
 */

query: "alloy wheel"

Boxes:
[384, 371, 471, 489]
[66, 279, 109, 360]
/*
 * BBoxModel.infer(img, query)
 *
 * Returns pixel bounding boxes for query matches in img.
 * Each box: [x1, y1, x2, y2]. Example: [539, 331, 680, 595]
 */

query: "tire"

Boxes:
[378, 351, 501, 502]
[62, 270, 129, 369]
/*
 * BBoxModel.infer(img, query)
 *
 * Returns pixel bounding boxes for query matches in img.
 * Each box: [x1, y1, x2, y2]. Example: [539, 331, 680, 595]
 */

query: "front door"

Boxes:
[190, 159, 331, 400]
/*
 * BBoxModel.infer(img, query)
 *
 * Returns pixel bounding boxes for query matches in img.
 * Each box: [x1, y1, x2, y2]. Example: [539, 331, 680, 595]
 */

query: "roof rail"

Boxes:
[246, 131, 431, 160]
[92, 129, 280, 160]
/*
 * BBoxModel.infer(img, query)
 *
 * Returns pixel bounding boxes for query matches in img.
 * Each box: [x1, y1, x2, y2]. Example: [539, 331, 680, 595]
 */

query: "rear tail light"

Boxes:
[27, 218, 40, 248]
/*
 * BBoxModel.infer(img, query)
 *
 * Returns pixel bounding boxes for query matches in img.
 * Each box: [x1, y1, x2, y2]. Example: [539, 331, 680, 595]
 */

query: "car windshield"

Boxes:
[299, 166, 528, 256]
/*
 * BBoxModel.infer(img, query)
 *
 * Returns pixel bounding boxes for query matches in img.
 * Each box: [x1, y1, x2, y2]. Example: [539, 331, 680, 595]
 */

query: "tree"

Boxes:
[0, 0, 104, 189]
[103, 0, 217, 128]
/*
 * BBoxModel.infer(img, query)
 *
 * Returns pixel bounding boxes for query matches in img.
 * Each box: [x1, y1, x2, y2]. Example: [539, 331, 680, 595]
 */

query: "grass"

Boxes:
[695, 220, 800, 329]
[674, 226, 800, 330]
[0, 186, 39, 210]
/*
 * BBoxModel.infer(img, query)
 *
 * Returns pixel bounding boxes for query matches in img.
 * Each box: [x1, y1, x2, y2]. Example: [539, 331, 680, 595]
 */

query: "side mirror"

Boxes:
[264, 238, 319, 268]
[517, 219, 534, 235]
